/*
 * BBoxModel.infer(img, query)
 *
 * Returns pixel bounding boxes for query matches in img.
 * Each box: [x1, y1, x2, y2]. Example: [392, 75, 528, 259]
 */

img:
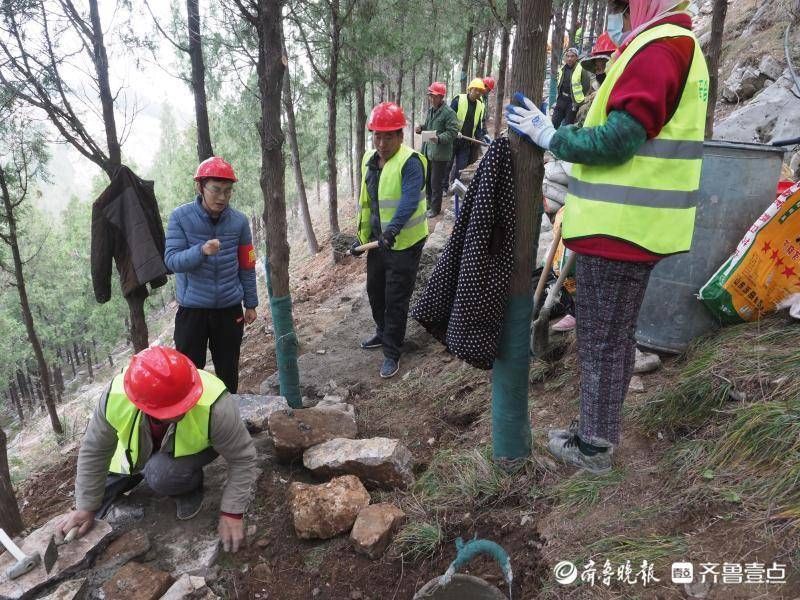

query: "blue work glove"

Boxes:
[349, 241, 365, 257]
[482, 135, 492, 145]
[378, 230, 396, 249]
[504, 91, 556, 150]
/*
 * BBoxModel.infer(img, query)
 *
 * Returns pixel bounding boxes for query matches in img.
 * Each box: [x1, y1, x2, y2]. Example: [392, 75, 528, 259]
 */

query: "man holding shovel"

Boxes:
[351, 102, 428, 379]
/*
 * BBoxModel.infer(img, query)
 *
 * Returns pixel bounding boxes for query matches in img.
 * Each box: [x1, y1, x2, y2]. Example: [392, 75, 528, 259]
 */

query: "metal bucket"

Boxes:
[414, 574, 508, 600]
[635, 141, 784, 353]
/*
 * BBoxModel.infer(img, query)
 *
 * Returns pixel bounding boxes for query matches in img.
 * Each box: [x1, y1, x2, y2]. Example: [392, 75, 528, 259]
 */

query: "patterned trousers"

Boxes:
[575, 254, 655, 446]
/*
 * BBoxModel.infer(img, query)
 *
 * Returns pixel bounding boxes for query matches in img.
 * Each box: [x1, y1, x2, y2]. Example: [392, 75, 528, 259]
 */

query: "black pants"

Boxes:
[174, 305, 244, 393]
[426, 160, 449, 214]
[366, 240, 424, 361]
[98, 448, 218, 517]
[552, 95, 578, 129]
[448, 139, 472, 186]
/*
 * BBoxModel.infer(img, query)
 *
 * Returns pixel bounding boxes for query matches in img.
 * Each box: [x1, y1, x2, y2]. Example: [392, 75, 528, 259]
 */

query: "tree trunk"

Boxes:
[568, 0, 580, 48]
[85, 345, 94, 381]
[15, 370, 28, 403]
[88, 0, 121, 177]
[0, 169, 62, 435]
[9, 384, 23, 423]
[428, 54, 434, 85]
[705, 0, 728, 139]
[395, 57, 404, 106]
[282, 52, 320, 255]
[494, 18, 512, 137]
[588, 0, 601, 50]
[460, 26, 474, 92]
[491, 0, 548, 463]
[578, 0, 589, 47]
[187, 0, 214, 161]
[0, 426, 23, 537]
[355, 81, 367, 175]
[410, 64, 416, 147]
[486, 27, 497, 76]
[348, 93, 355, 199]
[549, 0, 568, 108]
[326, 0, 341, 235]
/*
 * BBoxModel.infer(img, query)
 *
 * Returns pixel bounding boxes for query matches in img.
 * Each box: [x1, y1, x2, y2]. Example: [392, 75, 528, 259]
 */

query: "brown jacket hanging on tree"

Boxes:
[91, 166, 168, 303]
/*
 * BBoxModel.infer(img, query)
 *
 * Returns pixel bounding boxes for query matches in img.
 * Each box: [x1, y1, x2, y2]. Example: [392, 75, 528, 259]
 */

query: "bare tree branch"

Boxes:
[143, 0, 190, 54]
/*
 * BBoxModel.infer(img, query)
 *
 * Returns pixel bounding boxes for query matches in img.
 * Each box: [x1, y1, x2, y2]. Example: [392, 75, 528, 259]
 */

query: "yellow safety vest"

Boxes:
[562, 24, 709, 256]
[558, 63, 587, 104]
[357, 144, 429, 250]
[105, 369, 226, 474]
[455, 94, 485, 137]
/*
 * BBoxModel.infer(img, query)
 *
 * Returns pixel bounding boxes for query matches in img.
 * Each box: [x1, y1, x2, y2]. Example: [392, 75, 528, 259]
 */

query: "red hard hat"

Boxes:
[427, 82, 447, 96]
[592, 32, 618, 56]
[482, 76, 496, 92]
[367, 102, 406, 131]
[194, 156, 238, 182]
[123, 347, 205, 420]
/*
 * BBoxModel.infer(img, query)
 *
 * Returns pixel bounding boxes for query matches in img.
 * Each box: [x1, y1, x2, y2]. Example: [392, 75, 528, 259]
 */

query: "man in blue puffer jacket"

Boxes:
[165, 157, 258, 393]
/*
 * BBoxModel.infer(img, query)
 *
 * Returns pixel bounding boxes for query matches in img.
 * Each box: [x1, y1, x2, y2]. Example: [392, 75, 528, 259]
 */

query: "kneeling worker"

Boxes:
[351, 102, 428, 379]
[57, 346, 257, 552]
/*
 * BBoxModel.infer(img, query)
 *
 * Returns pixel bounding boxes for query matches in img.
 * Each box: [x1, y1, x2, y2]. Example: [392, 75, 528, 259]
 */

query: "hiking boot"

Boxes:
[548, 418, 579, 440]
[379, 357, 400, 379]
[360, 334, 383, 349]
[547, 434, 612, 474]
[175, 488, 204, 521]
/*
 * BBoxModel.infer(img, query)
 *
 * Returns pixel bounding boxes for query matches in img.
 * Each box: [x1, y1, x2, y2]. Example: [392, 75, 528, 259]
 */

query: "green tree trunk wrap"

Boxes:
[264, 260, 301, 407]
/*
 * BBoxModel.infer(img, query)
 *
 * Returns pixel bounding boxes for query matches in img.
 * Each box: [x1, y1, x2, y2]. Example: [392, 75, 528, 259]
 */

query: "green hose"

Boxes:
[263, 260, 301, 408]
[491, 294, 533, 461]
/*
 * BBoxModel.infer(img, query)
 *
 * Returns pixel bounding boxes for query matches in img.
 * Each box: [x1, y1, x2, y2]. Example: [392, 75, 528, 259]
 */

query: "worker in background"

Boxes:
[553, 47, 592, 128]
[56, 346, 257, 552]
[481, 76, 496, 131]
[506, 0, 708, 473]
[581, 32, 618, 88]
[351, 103, 428, 379]
[416, 82, 459, 218]
[164, 157, 258, 395]
[449, 78, 489, 185]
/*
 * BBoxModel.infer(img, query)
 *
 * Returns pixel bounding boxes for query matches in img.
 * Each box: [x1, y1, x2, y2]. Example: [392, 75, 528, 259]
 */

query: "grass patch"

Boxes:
[390, 520, 443, 562]
[413, 446, 508, 510]
[633, 319, 799, 435]
[582, 535, 687, 567]
[549, 469, 625, 510]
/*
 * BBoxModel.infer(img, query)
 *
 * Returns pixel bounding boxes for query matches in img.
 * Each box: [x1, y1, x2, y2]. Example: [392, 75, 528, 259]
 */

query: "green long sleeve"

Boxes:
[549, 109, 648, 166]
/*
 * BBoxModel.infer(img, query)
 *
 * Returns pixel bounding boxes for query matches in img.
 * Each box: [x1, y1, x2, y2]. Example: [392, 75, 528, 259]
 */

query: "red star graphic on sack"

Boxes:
[781, 265, 797, 278]
[762, 240, 772, 254]
[771, 249, 780, 261]
[775, 257, 785, 269]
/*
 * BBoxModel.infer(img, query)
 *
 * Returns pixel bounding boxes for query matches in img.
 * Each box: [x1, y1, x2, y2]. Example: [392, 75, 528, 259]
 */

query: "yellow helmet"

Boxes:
[467, 78, 486, 91]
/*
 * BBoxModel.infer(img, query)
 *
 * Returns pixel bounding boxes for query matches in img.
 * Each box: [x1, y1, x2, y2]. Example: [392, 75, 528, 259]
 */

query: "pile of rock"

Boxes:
[267, 396, 412, 559]
[721, 55, 784, 105]
[628, 348, 663, 395]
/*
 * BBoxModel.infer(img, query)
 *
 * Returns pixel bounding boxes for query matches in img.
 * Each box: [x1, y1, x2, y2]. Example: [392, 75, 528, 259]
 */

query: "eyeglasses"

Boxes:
[204, 184, 234, 198]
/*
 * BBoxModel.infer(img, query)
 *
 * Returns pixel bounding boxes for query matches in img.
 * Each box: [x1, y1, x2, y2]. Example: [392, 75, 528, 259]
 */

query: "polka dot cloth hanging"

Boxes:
[411, 137, 516, 370]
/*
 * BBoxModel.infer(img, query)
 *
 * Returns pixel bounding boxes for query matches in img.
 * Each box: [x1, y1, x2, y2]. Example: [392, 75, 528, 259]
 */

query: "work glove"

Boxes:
[349, 241, 365, 257]
[504, 91, 556, 150]
[378, 230, 396, 249]
[482, 135, 492, 145]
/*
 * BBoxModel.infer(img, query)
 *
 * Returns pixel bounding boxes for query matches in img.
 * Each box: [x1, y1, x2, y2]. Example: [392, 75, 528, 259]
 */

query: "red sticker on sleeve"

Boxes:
[238, 244, 256, 269]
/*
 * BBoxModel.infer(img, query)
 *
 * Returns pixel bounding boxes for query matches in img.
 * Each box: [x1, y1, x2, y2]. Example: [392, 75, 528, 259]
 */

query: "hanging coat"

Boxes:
[411, 137, 515, 370]
[91, 166, 168, 303]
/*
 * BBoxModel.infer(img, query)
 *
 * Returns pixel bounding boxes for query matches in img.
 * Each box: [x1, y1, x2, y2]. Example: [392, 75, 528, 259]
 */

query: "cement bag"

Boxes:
[542, 180, 567, 207]
[699, 182, 800, 324]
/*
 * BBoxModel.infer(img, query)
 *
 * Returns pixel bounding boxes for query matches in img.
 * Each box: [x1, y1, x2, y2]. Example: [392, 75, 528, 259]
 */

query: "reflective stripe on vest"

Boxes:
[558, 63, 586, 104]
[105, 369, 226, 474]
[562, 24, 709, 256]
[357, 144, 429, 250]
[455, 94, 485, 137]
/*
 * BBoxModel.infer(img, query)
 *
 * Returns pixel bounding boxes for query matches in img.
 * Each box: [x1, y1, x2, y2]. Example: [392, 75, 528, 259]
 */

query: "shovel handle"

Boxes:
[457, 132, 490, 147]
[351, 241, 380, 253]
[533, 224, 562, 313]
[542, 251, 577, 312]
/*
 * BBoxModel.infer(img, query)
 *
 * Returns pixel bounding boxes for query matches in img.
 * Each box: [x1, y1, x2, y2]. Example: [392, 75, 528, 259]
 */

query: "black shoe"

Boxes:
[175, 488, 204, 521]
[360, 334, 383, 349]
[380, 357, 400, 379]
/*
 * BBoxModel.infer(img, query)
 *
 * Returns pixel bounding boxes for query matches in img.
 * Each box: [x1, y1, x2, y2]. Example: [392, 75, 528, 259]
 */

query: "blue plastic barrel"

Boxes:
[635, 141, 785, 353]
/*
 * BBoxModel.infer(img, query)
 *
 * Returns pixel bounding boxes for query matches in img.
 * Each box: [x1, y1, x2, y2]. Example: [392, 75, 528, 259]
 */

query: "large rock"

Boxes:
[268, 408, 357, 461]
[160, 574, 218, 600]
[234, 394, 290, 433]
[715, 71, 800, 144]
[722, 63, 768, 103]
[92, 529, 150, 581]
[758, 55, 784, 81]
[349, 503, 406, 559]
[101, 562, 173, 600]
[38, 578, 87, 600]
[287, 475, 371, 539]
[303, 437, 414, 490]
[0, 516, 112, 600]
